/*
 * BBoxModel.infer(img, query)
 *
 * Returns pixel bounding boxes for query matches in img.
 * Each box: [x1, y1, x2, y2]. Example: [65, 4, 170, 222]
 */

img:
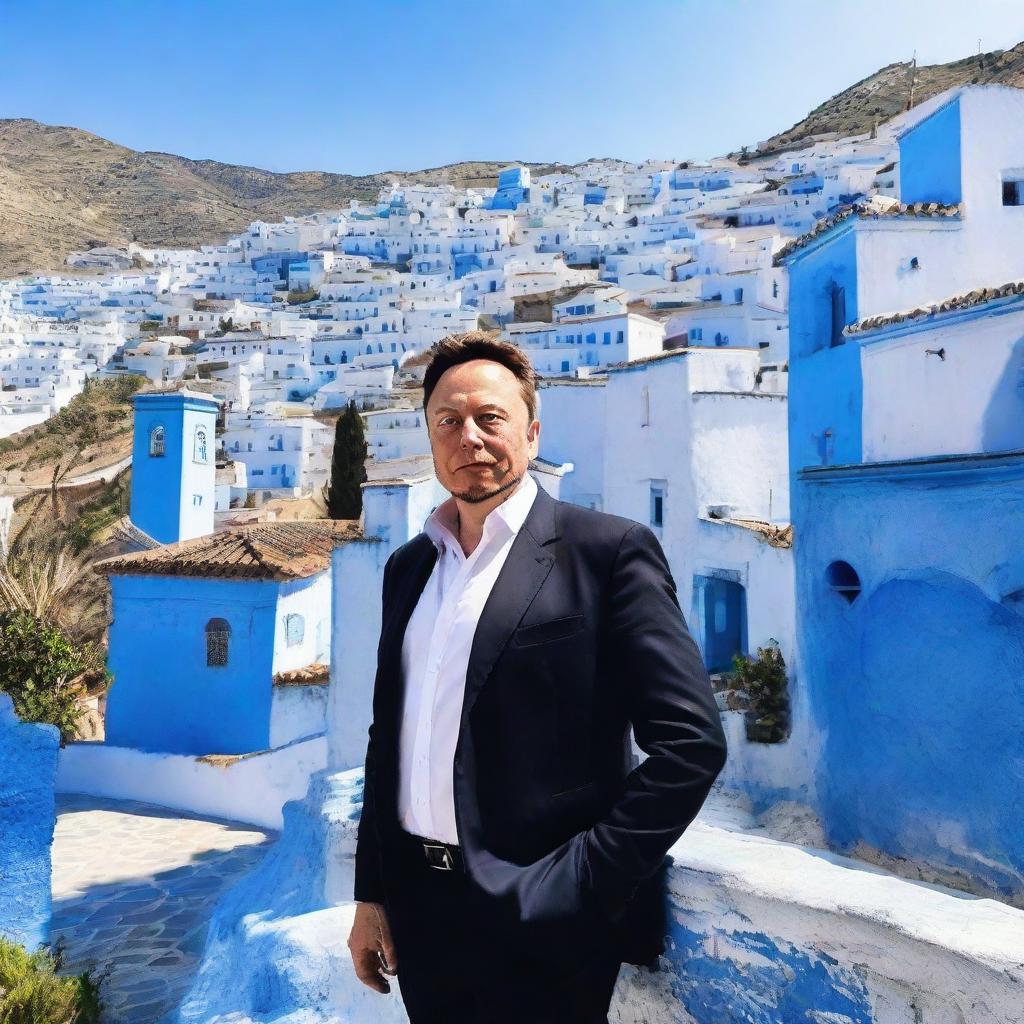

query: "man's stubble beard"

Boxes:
[452, 469, 523, 505]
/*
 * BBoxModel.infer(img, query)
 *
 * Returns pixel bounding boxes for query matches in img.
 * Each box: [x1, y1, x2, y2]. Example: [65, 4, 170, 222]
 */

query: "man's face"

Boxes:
[426, 358, 540, 505]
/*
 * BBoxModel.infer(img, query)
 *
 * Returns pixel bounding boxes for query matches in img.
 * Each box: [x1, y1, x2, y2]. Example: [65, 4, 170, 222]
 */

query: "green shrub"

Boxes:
[0, 938, 101, 1024]
[732, 638, 790, 743]
[286, 287, 319, 305]
[0, 611, 109, 743]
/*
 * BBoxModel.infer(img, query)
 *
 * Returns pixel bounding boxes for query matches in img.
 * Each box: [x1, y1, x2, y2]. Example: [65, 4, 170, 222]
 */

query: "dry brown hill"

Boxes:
[0, 118, 567, 277]
[747, 40, 1024, 160]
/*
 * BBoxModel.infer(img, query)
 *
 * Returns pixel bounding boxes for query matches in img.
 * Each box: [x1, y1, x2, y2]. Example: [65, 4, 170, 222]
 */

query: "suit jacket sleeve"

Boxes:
[581, 522, 728, 923]
[353, 549, 397, 904]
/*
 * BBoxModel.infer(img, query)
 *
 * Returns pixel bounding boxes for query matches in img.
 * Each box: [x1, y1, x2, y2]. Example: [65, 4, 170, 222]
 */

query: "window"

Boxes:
[616, 331, 624, 344]
[650, 484, 664, 527]
[284, 613, 305, 646]
[640, 385, 650, 427]
[829, 283, 847, 347]
[149, 425, 165, 457]
[193, 426, 209, 464]
[1002, 178, 1024, 206]
[826, 561, 861, 604]
[603, 332, 611, 345]
[206, 618, 230, 667]
[689, 328, 703, 341]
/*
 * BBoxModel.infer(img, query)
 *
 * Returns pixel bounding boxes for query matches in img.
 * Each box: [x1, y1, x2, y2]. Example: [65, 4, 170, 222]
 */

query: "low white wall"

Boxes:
[173, 766, 1024, 1024]
[56, 735, 327, 831]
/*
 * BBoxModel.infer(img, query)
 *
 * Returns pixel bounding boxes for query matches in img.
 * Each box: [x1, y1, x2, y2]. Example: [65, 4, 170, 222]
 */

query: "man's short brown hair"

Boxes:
[422, 331, 539, 422]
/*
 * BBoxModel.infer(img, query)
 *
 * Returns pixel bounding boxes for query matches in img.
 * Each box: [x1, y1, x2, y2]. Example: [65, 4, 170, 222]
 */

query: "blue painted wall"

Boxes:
[796, 455, 1024, 902]
[664, 912, 872, 1023]
[899, 97, 962, 206]
[453, 252, 482, 279]
[104, 575, 280, 755]
[130, 392, 218, 545]
[0, 694, 59, 950]
[786, 228, 862, 474]
[486, 167, 530, 210]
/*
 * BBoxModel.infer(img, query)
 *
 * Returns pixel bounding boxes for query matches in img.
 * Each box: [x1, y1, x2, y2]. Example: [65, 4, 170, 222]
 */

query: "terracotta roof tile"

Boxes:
[773, 201, 962, 266]
[273, 663, 329, 686]
[845, 280, 1024, 335]
[95, 520, 362, 580]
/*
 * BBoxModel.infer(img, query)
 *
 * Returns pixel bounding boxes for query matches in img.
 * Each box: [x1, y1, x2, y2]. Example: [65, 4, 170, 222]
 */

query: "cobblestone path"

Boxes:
[51, 794, 276, 1024]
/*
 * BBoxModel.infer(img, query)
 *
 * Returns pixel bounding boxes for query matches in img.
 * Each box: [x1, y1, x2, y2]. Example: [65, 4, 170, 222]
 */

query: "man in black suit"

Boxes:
[348, 333, 727, 1023]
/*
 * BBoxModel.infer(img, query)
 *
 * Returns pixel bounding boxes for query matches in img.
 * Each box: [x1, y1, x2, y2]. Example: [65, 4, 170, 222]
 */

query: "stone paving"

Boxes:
[50, 794, 276, 1024]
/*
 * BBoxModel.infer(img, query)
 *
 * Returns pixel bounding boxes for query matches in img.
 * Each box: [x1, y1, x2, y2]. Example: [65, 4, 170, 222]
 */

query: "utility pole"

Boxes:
[906, 50, 918, 112]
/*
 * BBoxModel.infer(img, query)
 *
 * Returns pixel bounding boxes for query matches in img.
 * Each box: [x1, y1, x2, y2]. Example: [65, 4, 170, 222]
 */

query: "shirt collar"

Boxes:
[425, 471, 538, 556]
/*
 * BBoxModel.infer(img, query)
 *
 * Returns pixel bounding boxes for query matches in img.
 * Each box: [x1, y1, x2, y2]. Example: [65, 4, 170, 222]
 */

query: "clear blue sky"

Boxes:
[1, 0, 1022, 175]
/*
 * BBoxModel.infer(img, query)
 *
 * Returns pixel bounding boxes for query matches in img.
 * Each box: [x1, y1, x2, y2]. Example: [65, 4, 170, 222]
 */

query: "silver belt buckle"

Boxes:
[423, 840, 455, 871]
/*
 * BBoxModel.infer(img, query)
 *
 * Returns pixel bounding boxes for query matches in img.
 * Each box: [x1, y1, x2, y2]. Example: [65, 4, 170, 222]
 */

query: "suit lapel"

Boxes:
[460, 482, 561, 725]
[380, 535, 437, 681]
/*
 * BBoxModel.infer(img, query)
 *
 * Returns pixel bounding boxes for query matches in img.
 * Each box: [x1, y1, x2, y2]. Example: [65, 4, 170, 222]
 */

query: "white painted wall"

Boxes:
[270, 684, 328, 749]
[860, 302, 1024, 462]
[272, 572, 332, 675]
[56, 735, 327, 831]
[535, 381, 606, 509]
[690, 391, 790, 523]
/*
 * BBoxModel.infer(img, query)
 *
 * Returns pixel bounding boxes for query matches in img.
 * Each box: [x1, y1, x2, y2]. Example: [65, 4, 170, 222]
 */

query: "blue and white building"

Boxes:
[129, 389, 220, 545]
[779, 84, 1024, 902]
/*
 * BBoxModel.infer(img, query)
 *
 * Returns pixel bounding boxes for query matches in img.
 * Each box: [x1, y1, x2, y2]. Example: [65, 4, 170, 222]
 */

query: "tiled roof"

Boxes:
[700, 514, 793, 548]
[273, 663, 329, 687]
[95, 520, 361, 580]
[845, 280, 1024, 335]
[773, 201, 962, 265]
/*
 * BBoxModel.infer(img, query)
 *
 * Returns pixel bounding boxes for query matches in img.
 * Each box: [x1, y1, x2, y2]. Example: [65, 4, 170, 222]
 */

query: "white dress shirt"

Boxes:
[398, 471, 539, 844]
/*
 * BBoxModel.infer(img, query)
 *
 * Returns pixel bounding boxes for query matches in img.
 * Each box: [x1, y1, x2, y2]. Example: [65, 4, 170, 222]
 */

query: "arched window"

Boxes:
[284, 613, 305, 647]
[826, 561, 861, 604]
[206, 618, 231, 666]
[149, 425, 166, 457]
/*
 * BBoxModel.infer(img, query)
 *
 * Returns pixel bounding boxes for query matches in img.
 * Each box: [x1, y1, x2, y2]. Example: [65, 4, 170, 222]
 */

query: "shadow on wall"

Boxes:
[819, 569, 1024, 903]
[981, 332, 1024, 454]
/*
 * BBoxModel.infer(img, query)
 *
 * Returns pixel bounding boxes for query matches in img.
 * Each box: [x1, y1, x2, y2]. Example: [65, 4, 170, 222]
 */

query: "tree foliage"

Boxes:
[0, 937, 101, 1024]
[0, 610, 109, 743]
[325, 401, 367, 520]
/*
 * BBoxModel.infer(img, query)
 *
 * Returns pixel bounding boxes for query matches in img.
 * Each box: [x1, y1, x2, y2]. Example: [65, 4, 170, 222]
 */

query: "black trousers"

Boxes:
[384, 830, 623, 1024]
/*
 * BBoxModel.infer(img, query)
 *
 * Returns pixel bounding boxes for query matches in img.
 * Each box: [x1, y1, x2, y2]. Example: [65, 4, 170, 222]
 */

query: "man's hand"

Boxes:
[348, 900, 399, 994]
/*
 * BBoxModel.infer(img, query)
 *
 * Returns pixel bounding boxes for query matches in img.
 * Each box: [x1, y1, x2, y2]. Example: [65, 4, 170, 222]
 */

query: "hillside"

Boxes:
[0, 118, 568, 278]
[748, 40, 1024, 159]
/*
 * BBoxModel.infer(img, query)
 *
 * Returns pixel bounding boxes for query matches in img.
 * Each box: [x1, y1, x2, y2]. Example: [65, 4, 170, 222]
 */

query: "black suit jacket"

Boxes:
[354, 481, 727, 966]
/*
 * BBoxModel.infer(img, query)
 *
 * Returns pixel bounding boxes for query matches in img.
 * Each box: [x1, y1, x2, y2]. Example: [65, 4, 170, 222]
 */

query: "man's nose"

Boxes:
[460, 419, 484, 449]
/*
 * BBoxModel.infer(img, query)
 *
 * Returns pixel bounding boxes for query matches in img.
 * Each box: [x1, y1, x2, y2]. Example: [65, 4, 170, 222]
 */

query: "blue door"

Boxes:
[694, 575, 747, 672]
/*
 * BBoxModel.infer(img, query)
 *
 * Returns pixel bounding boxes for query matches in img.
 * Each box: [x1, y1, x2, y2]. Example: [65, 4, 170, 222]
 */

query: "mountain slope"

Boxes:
[0, 118, 566, 277]
[749, 40, 1024, 159]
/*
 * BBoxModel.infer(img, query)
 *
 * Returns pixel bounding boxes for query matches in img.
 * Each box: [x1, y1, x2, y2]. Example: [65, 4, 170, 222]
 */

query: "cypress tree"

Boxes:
[326, 401, 368, 519]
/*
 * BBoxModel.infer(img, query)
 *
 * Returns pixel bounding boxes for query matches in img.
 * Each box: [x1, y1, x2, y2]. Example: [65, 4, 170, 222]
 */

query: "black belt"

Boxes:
[401, 829, 465, 872]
